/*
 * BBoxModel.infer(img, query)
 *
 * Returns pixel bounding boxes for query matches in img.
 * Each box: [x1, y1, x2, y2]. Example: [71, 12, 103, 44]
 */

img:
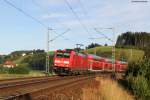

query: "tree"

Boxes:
[0, 56, 4, 64]
[22, 53, 46, 70]
[104, 43, 108, 46]
[116, 32, 150, 49]
[21, 52, 54, 71]
[86, 43, 101, 49]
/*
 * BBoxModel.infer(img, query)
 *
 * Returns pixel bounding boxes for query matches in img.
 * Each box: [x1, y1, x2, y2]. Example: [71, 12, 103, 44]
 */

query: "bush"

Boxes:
[22, 53, 47, 71]
[0, 67, 9, 74]
[127, 75, 150, 99]
[8, 64, 30, 74]
[125, 59, 150, 100]
[125, 62, 140, 77]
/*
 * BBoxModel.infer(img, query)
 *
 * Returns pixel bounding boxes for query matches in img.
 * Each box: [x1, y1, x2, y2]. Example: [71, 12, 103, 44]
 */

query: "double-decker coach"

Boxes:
[53, 49, 128, 75]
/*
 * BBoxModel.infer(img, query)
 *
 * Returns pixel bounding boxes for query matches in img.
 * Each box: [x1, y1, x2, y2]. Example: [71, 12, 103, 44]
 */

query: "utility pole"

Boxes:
[112, 28, 116, 73]
[94, 27, 116, 72]
[46, 27, 52, 75]
[94, 47, 97, 55]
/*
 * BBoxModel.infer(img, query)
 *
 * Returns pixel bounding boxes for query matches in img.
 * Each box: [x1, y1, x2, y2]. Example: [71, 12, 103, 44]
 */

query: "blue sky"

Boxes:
[0, 0, 150, 54]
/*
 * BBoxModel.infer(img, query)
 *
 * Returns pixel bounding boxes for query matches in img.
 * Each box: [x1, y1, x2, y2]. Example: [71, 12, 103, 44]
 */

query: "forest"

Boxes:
[116, 32, 150, 49]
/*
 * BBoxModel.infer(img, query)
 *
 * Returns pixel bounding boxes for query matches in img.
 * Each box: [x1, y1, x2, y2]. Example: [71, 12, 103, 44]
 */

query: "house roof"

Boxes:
[4, 61, 15, 66]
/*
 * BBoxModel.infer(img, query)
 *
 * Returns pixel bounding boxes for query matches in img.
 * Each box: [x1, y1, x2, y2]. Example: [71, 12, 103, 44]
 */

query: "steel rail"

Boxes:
[0, 76, 58, 86]
[0, 75, 94, 89]
[0, 75, 97, 100]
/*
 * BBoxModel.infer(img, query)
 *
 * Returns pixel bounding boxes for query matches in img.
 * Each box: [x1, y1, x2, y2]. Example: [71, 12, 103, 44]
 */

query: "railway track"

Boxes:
[0, 76, 59, 89]
[0, 74, 98, 100]
[0, 76, 58, 84]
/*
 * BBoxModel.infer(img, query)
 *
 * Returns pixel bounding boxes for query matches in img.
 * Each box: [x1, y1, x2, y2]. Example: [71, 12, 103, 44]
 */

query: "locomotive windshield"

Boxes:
[56, 52, 63, 58]
[63, 53, 70, 58]
[56, 52, 70, 58]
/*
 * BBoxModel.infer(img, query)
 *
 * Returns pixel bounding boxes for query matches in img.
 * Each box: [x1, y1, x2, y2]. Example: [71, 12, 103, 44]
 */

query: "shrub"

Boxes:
[125, 59, 150, 100]
[0, 66, 9, 74]
[8, 64, 30, 74]
[22, 53, 47, 71]
[125, 62, 140, 77]
[127, 75, 150, 99]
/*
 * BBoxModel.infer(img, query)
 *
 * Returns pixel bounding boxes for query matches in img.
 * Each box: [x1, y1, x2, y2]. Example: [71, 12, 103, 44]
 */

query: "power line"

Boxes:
[4, 0, 85, 48]
[4, 0, 74, 41]
[76, 0, 112, 41]
[31, 0, 78, 44]
[63, 0, 92, 37]
[49, 29, 70, 42]
[77, 0, 88, 17]
[52, 30, 77, 44]
[31, 0, 63, 27]
[32, 0, 87, 45]
[76, 0, 100, 39]
[94, 28, 113, 42]
[3, 0, 47, 28]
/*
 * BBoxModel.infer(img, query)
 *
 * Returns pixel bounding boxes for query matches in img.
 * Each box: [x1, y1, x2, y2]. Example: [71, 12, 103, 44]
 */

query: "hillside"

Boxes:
[86, 46, 144, 62]
[11, 47, 144, 64]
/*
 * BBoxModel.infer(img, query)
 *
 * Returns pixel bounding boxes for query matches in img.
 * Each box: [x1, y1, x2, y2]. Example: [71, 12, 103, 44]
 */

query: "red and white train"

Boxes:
[53, 49, 127, 75]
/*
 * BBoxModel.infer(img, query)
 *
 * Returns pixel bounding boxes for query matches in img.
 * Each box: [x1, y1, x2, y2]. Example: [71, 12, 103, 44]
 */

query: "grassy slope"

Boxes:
[4, 55, 45, 77]
[12, 47, 144, 63]
[86, 46, 144, 62]
[13, 55, 31, 64]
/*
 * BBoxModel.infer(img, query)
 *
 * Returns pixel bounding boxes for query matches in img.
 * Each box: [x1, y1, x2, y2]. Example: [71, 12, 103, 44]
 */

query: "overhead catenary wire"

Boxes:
[94, 28, 113, 42]
[75, 0, 96, 28]
[31, 0, 65, 27]
[76, 0, 102, 45]
[49, 29, 70, 42]
[3, 0, 86, 48]
[52, 30, 77, 44]
[77, 0, 88, 17]
[31, 0, 79, 45]
[63, 0, 92, 38]
[4, 0, 74, 42]
[76, 0, 114, 42]
[32, 0, 90, 45]
[3, 0, 47, 28]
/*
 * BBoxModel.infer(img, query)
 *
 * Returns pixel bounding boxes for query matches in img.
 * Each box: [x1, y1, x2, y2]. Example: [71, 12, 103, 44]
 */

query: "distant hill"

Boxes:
[9, 47, 144, 66]
[86, 46, 144, 62]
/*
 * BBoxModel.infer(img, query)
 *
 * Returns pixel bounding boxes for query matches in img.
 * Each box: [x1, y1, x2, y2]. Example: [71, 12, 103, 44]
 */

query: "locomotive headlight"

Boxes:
[55, 60, 61, 63]
[64, 61, 69, 64]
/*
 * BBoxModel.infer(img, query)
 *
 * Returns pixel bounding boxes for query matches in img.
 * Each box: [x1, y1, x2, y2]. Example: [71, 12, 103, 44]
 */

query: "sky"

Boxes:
[0, 0, 150, 54]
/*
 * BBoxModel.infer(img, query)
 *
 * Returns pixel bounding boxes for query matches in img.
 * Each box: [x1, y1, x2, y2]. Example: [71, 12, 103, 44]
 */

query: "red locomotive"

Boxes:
[53, 49, 128, 75]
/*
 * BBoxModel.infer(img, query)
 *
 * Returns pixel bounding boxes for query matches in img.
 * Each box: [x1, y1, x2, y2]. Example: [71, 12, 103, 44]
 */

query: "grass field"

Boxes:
[0, 70, 46, 80]
[86, 46, 144, 62]
[82, 77, 134, 100]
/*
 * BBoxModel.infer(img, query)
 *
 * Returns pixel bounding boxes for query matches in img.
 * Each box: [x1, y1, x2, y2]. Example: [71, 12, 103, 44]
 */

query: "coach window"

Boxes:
[64, 53, 70, 58]
[56, 52, 63, 58]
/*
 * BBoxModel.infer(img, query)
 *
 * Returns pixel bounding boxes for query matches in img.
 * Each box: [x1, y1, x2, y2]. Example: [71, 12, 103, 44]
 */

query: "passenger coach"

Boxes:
[53, 49, 128, 75]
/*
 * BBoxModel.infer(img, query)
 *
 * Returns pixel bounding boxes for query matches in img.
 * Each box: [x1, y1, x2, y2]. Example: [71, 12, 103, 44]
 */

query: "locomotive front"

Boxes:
[53, 49, 73, 74]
